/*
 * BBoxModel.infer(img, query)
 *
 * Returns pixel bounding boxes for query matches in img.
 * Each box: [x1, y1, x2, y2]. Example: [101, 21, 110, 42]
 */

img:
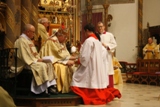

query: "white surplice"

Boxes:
[71, 37, 109, 89]
[100, 32, 117, 75]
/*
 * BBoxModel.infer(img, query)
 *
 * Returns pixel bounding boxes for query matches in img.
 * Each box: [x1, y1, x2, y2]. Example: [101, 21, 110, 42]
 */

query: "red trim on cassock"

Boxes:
[71, 86, 121, 105]
[103, 31, 106, 34]
[88, 33, 98, 40]
[108, 75, 114, 88]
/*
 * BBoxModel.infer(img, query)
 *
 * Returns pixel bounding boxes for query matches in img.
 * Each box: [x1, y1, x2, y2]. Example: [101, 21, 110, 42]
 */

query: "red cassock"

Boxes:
[71, 86, 121, 105]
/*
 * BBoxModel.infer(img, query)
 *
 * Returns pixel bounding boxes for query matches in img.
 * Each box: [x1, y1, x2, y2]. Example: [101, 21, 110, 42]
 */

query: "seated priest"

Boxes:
[34, 17, 50, 51]
[112, 53, 123, 85]
[39, 27, 78, 93]
[11, 24, 57, 96]
[154, 44, 160, 59]
[143, 37, 156, 59]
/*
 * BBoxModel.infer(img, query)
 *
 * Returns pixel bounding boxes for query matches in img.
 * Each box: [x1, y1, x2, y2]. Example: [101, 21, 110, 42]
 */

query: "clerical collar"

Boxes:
[88, 33, 98, 40]
[21, 33, 31, 40]
[98, 31, 106, 35]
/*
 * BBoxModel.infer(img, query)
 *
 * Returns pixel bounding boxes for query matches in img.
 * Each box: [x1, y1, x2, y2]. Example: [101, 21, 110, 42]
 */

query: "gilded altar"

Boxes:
[38, 0, 77, 45]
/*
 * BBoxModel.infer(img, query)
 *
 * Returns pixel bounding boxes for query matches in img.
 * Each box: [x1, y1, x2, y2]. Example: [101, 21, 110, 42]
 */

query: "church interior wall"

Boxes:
[107, 0, 138, 63]
[89, 0, 160, 63]
[81, 1, 138, 63]
[143, 0, 160, 29]
[142, 0, 160, 46]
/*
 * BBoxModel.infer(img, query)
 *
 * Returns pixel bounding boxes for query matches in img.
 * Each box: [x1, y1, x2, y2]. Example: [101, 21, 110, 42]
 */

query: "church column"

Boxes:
[103, 3, 109, 31]
[21, 0, 32, 32]
[75, 0, 81, 43]
[138, 0, 143, 58]
[5, 0, 19, 48]
[31, 0, 39, 36]
[14, 1, 21, 40]
[0, 2, 6, 49]
[86, 0, 92, 23]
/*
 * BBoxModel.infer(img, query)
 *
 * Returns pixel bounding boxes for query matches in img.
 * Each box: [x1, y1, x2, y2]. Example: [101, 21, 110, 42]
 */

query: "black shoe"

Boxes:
[40, 92, 50, 97]
[30, 92, 50, 97]
[48, 86, 59, 95]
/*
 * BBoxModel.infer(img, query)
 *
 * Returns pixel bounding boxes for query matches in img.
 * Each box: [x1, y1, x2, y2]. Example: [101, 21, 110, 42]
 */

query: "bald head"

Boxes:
[148, 37, 153, 44]
[23, 24, 35, 39]
[24, 24, 34, 32]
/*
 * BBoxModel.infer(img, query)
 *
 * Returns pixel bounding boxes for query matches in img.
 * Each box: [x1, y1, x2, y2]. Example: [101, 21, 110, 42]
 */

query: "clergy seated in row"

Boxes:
[154, 44, 160, 59]
[35, 18, 50, 51]
[10, 24, 57, 96]
[39, 27, 78, 93]
[143, 37, 156, 59]
[112, 53, 123, 85]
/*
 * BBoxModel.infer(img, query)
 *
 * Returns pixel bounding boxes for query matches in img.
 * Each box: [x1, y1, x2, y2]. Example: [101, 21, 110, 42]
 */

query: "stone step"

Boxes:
[14, 93, 82, 107]
[121, 73, 126, 82]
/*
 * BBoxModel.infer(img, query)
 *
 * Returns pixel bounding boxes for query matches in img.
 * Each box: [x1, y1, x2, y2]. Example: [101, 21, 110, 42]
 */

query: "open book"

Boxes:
[42, 56, 54, 63]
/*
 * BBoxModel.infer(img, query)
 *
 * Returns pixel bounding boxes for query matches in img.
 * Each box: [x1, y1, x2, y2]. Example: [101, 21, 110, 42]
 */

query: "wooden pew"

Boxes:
[132, 59, 160, 85]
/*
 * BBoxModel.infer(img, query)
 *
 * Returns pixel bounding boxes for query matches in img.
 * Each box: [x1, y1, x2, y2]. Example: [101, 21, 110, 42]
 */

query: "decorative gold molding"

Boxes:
[103, 4, 109, 31]
[108, 0, 135, 4]
[86, 0, 92, 23]
[92, 0, 135, 5]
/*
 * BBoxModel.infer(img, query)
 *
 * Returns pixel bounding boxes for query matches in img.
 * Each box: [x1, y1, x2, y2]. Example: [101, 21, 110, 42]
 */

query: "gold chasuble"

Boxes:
[39, 36, 74, 93]
[143, 43, 156, 59]
[112, 57, 123, 85]
[154, 44, 160, 59]
[0, 87, 16, 107]
[13, 34, 56, 86]
[37, 23, 49, 46]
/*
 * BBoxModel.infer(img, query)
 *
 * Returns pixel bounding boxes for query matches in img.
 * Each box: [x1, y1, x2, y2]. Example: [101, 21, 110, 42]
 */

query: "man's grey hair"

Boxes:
[23, 24, 34, 32]
[39, 18, 49, 24]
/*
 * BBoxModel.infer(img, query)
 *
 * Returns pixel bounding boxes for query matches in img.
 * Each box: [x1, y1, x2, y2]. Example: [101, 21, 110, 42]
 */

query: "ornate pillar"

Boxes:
[0, 2, 6, 31]
[21, 0, 32, 32]
[86, 0, 92, 23]
[31, 0, 38, 36]
[14, 1, 21, 39]
[72, 0, 80, 45]
[0, 2, 6, 49]
[75, 0, 81, 42]
[103, 3, 109, 31]
[5, 0, 17, 48]
[138, 0, 143, 58]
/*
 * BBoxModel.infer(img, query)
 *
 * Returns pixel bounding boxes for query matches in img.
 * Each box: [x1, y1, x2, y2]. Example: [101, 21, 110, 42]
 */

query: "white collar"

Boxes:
[20, 33, 31, 40]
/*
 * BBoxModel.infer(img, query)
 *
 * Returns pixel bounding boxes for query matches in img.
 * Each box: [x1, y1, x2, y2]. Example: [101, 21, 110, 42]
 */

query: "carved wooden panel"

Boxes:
[92, 0, 135, 5]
